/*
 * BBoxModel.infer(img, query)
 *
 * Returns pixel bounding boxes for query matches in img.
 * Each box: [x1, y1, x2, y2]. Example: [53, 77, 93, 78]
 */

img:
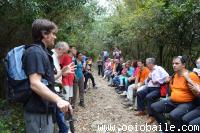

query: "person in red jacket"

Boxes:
[60, 47, 75, 102]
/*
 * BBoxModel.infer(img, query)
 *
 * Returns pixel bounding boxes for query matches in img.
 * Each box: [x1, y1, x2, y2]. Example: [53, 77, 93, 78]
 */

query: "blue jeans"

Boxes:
[182, 98, 200, 132]
[137, 87, 160, 116]
[182, 107, 200, 125]
[113, 76, 120, 86]
[151, 99, 194, 133]
[56, 108, 68, 133]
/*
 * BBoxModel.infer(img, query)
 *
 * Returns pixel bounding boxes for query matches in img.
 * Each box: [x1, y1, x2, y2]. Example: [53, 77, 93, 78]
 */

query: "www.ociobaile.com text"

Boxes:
[97, 123, 200, 132]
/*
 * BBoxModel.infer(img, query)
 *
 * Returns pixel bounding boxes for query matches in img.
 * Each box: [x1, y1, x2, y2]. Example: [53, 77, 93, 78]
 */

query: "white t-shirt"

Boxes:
[146, 65, 169, 87]
[52, 49, 62, 84]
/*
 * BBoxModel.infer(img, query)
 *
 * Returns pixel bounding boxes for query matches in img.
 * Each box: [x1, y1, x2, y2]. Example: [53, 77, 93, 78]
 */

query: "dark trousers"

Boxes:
[71, 78, 78, 107]
[102, 61, 105, 76]
[182, 98, 200, 133]
[182, 107, 200, 127]
[151, 99, 194, 132]
[137, 87, 160, 116]
[77, 78, 84, 102]
[84, 72, 96, 90]
[113, 76, 120, 86]
[98, 65, 103, 76]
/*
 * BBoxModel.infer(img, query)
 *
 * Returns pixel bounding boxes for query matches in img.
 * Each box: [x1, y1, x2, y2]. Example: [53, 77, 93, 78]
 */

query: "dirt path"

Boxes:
[74, 71, 158, 133]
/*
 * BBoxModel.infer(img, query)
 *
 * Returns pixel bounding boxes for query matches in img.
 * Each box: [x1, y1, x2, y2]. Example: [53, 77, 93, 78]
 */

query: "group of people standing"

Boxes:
[52, 42, 98, 132]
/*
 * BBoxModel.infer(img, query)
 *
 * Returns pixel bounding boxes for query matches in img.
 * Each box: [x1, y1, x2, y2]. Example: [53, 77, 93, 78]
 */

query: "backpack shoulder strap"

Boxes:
[74, 59, 78, 66]
[170, 73, 175, 85]
[24, 44, 43, 50]
[193, 72, 199, 78]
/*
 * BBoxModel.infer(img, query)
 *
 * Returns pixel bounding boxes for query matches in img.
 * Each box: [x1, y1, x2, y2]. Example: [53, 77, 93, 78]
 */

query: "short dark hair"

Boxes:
[138, 59, 145, 64]
[76, 51, 82, 57]
[32, 19, 58, 42]
[174, 55, 187, 64]
[132, 60, 138, 68]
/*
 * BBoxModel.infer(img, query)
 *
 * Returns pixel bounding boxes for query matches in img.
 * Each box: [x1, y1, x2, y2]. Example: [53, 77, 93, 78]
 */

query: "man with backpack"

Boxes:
[151, 56, 199, 133]
[21, 19, 73, 133]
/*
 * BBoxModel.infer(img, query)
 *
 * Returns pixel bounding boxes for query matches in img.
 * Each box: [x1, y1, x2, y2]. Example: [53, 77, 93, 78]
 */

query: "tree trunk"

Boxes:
[159, 45, 163, 66]
[137, 43, 140, 59]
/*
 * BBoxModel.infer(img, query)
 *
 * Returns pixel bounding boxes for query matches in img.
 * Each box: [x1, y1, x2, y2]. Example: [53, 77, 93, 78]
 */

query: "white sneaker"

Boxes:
[124, 98, 129, 102]
[128, 106, 134, 111]
[120, 91, 127, 96]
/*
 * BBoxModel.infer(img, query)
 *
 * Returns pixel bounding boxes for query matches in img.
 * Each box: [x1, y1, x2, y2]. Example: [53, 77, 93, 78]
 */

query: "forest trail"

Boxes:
[74, 71, 158, 133]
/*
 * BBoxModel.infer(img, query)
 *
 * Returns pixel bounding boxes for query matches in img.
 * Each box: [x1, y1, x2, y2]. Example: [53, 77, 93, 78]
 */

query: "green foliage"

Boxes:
[0, 99, 25, 132]
[99, 0, 200, 71]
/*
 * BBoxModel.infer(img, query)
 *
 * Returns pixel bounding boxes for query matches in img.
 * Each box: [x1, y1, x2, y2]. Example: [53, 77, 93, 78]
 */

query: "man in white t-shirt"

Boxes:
[52, 41, 75, 133]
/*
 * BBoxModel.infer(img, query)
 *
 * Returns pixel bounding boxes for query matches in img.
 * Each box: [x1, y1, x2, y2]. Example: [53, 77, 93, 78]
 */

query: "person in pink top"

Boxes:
[60, 49, 75, 102]
[103, 58, 112, 79]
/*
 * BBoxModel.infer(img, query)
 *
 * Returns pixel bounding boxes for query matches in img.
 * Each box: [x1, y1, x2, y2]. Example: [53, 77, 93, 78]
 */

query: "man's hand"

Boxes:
[165, 76, 171, 83]
[128, 77, 135, 82]
[57, 99, 73, 114]
[146, 74, 152, 83]
[189, 83, 200, 96]
[133, 87, 138, 90]
[133, 84, 139, 90]
[128, 77, 132, 82]
[62, 62, 76, 75]
[183, 71, 193, 85]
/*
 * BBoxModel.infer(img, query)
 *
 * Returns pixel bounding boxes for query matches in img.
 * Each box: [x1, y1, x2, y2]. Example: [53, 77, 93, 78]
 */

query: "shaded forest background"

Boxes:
[0, 0, 200, 97]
